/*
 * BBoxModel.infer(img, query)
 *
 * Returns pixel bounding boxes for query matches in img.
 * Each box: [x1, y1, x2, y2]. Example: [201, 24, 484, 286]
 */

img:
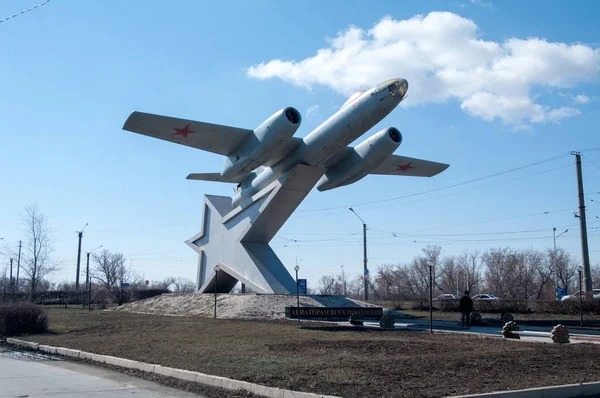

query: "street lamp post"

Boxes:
[214, 265, 220, 319]
[578, 265, 584, 329]
[553, 227, 568, 299]
[294, 265, 300, 320]
[349, 207, 368, 301]
[428, 261, 434, 333]
[86, 245, 103, 312]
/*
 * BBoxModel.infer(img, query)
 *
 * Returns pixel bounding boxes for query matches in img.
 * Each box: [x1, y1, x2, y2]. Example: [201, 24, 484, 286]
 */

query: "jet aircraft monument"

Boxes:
[123, 78, 449, 294]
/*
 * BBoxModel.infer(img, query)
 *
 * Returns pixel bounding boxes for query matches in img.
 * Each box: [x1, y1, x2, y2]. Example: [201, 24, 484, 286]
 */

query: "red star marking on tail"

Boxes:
[396, 162, 413, 172]
[173, 123, 196, 138]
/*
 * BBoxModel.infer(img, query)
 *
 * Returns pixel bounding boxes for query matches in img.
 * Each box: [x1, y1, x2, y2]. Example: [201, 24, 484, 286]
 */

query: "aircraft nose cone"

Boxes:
[386, 78, 408, 101]
[395, 79, 408, 100]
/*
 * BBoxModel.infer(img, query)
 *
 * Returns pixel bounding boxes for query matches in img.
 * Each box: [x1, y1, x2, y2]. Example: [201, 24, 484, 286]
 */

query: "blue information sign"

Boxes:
[121, 282, 130, 288]
[556, 287, 567, 300]
[297, 279, 307, 295]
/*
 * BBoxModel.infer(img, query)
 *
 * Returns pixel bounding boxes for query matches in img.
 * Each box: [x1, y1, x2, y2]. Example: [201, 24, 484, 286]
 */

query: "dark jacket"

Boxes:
[459, 295, 473, 313]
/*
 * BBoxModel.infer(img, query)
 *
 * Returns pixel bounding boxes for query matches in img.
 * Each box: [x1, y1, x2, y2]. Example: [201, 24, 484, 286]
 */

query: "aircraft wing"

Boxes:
[369, 154, 449, 177]
[123, 111, 252, 156]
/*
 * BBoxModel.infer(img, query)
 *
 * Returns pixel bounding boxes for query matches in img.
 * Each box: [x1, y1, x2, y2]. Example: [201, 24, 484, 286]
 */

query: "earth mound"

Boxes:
[111, 293, 413, 320]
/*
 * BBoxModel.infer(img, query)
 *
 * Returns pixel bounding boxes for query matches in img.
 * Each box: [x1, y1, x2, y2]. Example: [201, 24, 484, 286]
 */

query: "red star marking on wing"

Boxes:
[173, 123, 196, 138]
[396, 162, 414, 172]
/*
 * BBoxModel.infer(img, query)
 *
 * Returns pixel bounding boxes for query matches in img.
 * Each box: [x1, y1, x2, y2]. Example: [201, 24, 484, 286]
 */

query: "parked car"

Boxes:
[560, 289, 600, 301]
[472, 294, 501, 301]
[433, 294, 459, 301]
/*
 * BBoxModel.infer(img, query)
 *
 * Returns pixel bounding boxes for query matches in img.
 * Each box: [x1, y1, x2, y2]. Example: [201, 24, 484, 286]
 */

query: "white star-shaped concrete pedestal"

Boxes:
[186, 164, 325, 294]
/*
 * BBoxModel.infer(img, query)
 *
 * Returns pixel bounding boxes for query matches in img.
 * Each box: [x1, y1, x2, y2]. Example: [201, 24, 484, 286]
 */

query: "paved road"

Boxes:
[0, 349, 204, 397]
[348, 318, 600, 344]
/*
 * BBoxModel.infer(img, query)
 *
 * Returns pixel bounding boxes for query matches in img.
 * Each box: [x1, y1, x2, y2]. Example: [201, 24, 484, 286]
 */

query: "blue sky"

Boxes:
[1, 0, 599, 289]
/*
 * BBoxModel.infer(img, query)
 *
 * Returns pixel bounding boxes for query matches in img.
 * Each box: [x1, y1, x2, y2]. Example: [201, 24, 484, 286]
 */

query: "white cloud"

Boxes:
[573, 94, 592, 104]
[469, 0, 493, 8]
[305, 105, 320, 121]
[247, 12, 600, 126]
[547, 106, 581, 122]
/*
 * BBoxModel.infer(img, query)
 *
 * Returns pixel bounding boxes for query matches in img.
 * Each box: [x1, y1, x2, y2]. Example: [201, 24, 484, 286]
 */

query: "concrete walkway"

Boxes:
[0, 348, 204, 397]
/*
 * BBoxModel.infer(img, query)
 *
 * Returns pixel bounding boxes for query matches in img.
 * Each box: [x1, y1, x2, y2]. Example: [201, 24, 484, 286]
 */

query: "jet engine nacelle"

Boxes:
[316, 127, 402, 191]
[221, 107, 301, 180]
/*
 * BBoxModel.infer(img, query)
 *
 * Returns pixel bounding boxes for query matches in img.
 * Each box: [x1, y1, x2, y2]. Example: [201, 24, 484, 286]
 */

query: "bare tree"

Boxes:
[537, 250, 556, 300]
[318, 274, 337, 294]
[155, 276, 195, 293]
[373, 264, 396, 300]
[553, 248, 578, 293]
[456, 250, 482, 293]
[1, 264, 8, 301]
[20, 204, 58, 297]
[346, 274, 365, 299]
[170, 277, 195, 293]
[92, 249, 128, 294]
[395, 257, 433, 299]
[439, 256, 460, 295]
[591, 264, 600, 288]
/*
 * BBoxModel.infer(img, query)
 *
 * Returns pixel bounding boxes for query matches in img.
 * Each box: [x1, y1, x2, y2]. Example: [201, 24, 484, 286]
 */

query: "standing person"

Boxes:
[459, 291, 473, 328]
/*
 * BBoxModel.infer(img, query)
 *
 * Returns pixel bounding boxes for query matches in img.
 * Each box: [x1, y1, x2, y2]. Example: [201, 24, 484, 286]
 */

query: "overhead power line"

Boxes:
[353, 163, 572, 213]
[582, 154, 600, 174]
[298, 153, 569, 213]
[0, 0, 51, 24]
[275, 232, 359, 244]
[276, 209, 595, 246]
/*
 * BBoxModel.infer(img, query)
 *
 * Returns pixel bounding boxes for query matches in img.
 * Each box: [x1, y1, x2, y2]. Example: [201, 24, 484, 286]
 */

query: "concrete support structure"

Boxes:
[186, 164, 325, 294]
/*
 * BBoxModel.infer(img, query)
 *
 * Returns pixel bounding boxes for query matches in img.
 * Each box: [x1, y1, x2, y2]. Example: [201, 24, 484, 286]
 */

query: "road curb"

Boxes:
[447, 381, 600, 397]
[5, 338, 339, 398]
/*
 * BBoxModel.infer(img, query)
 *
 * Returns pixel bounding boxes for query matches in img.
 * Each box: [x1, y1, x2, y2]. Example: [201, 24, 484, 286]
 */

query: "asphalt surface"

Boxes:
[0, 348, 204, 397]
[354, 317, 600, 344]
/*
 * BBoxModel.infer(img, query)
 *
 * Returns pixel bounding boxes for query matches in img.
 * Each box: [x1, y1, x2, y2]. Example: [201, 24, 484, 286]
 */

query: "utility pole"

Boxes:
[349, 208, 368, 301]
[16, 240, 21, 292]
[9, 259, 14, 297]
[572, 152, 592, 297]
[75, 223, 88, 289]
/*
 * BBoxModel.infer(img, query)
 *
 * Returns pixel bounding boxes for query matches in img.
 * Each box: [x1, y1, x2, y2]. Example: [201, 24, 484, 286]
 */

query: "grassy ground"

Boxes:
[13, 307, 600, 398]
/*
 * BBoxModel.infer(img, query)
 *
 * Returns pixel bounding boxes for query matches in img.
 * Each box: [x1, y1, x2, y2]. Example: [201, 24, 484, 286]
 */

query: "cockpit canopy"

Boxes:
[385, 79, 408, 100]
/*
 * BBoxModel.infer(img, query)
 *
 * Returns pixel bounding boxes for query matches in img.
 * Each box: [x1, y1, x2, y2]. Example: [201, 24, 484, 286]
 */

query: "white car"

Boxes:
[434, 294, 459, 301]
[472, 294, 501, 301]
[560, 289, 600, 301]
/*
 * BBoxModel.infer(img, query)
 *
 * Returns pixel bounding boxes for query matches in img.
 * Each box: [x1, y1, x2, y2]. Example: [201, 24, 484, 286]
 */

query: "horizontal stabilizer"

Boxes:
[187, 173, 229, 182]
[123, 111, 252, 156]
[370, 154, 449, 177]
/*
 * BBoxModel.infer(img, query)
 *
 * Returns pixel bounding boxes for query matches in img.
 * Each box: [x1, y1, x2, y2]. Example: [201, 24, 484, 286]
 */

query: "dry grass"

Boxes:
[20, 307, 600, 398]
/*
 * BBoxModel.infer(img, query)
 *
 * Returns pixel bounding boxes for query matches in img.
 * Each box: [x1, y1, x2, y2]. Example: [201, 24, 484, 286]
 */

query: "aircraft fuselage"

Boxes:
[232, 78, 408, 207]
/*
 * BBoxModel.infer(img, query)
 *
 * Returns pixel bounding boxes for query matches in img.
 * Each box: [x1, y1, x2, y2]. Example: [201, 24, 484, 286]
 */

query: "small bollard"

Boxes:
[551, 324, 570, 344]
[379, 314, 395, 329]
[502, 321, 520, 339]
